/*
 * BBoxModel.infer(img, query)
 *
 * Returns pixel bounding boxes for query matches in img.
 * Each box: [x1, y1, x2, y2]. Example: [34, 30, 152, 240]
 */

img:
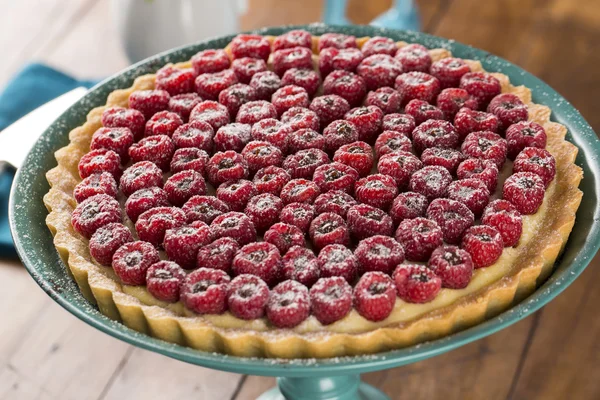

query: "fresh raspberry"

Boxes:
[182, 195, 229, 224]
[487, 93, 528, 131]
[389, 192, 429, 224]
[461, 225, 503, 268]
[505, 121, 547, 160]
[89, 223, 134, 266]
[102, 106, 146, 140]
[318, 33, 357, 51]
[91, 127, 134, 162]
[74, 173, 118, 203]
[189, 100, 230, 131]
[503, 171, 546, 215]
[395, 72, 441, 105]
[71, 194, 122, 239]
[420, 147, 465, 174]
[155, 65, 195, 95]
[195, 69, 238, 100]
[271, 85, 310, 116]
[170, 148, 210, 174]
[453, 107, 499, 140]
[281, 68, 320, 97]
[282, 148, 328, 180]
[309, 213, 350, 250]
[281, 246, 320, 287]
[362, 36, 397, 57]
[513, 147, 556, 188]
[409, 165, 453, 200]
[191, 49, 230, 75]
[273, 30, 312, 51]
[427, 245, 473, 289]
[323, 70, 367, 107]
[355, 235, 404, 275]
[196, 237, 239, 272]
[436, 89, 479, 120]
[231, 57, 268, 84]
[230, 34, 271, 61]
[426, 198, 475, 244]
[322, 120, 359, 153]
[394, 44, 431, 73]
[272, 47, 313, 77]
[318, 47, 365, 77]
[395, 217, 443, 261]
[232, 242, 282, 286]
[310, 277, 353, 325]
[245, 193, 284, 231]
[111, 241, 160, 286]
[344, 106, 383, 143]
[456, 158, 499, 192]
[134, 207, 186, 247]
[430, 58, 471, 89]
[129, 89, 170, 119]
[163, 170, 207, 206]
[353, 272, 396, 321]
[459, 72, 501, 107]
[216, 179, 257, 212]
[354, 174, 398, 210]
[124, 186, 170, 224]
[242, 140, 284, 175]
[264, 222, 305, 254]
[404, 99, 444, 125]
[251, 119, 292, 152]
[281, 108, 319, 133]
[227, 274, 270, 320]
[381, 113, 416, 137]
[309, 95, 351, 128]
[333, 141, 374, 177]
[119, 158, 163, 192]
[317, 244, 358, 283]
[236, 100, 278, 125]
[314, 190, 357, 218]
[347, 203, 394, 240]
[146, 261, 187, 302]
[364, 87, 402, 115]
[210, 211, 257, 245]
[172, 119, 214, 151]
[461, 131, 507, 168]
[356, 54, 403, 90]
[169, 93, 202, 121]
[447, 178, 490, 217]
[481, 199, 523, 247]
[266, 280, 310, 328]
[144, 110, 184, 137]
[412, 119, 458, 155]
[279, 202, 315, 233]
[78, 149, 121, 180]
[128, 135, 175, 171]
[280, 178, 321, 204]
[249, 71, 282, 101]
[313, 162, 359, 194]
[181, 268, 231, 314]
[377, 151, 422, 189]
[206, 151, 249, 185]
[287, 128, 326, 153]
[218, 83, 257, 118]
[393, 264, 441, 303]
[163, 222, 211, 269]
[253, 166, 291, 195]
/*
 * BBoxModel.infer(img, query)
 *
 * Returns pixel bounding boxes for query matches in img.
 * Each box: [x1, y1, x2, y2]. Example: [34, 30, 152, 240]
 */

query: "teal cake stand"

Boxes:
[9, 25, 600, 400]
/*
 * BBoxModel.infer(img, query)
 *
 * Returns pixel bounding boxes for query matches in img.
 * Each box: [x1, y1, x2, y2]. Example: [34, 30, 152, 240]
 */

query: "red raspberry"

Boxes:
[210, 211, 257, 245]
[412, 119, 458, 155]
[191, 49, 230, 75]
[389, 192, 429, 224]
[164, 170, 206, 206]
[146, 261, 186, 302]
[322, 120, 359, 153]
[462, 131, 507, 168]
[318, 33, 357, 51]
[347, 203, 394, 240]
[249, 71, 282, 101]
[333, 141, 374, 177]
[271, 85, 310, 116]
[91, 127, 134, 162]
[404, 99, 444, 125]
[409, 165, 452, 200]
[264, 222, 305, 254]
[196, 237, 239, 272]
[102, 106, 145, 140]
[487, 93, 528, 131]
[280, 203, 315, 233]
[172, 120, 214, 150]
[206, 151, 249, 185]
[459, 72, 501, 107]
[78, 149, 121, 180]
[266, 280, 310, 328]
[430, 57, 471, 89]
[216, 179, 257, 212]
[309, 213, 350, 250]
[129, 90, 170, 119]
[513, 147, 556, 188]
[447, 178, 490, 217]
[163, 222, 211, 269]
[426, 198, 475, 244]
[242, 140, 284, 175]
[318, 47, 365, 77]
[503, 171, 546, 214]
[395, 72, 441, 105]
[456, 158, 499, 192]
[253, 166, 291, 195]
[227, 274, 270, 320]
[420, 147, 465, 174]
[272, 47, 313, 77]
[427, 245, 473, 289]
[170, 148, 209, 174]
[135, 207, 186, 247]
[362, 36, 397, 57]
[169, 93, 202, 121]
[323, 70, 367, 107]
[394, 44, 431, 73]
[71, 194, 122, 239]
[395, 217, 443, 261]
[218, 83, 257, 118]
[310, 277, 353, 325]
[317, 244, 358, 283]
[453, 108, 499, 140]
[313, 162, 359, 194]
[482, 199, 523, 247]
[353, 272, 396, 321]
[436, 89, 479, 120]
[354, 174, 398, 210]
[112, 241, 160, 286]
[309, 95, 351, 128]
[89, 223, 133, 266]
[74, 173, 118, 203]
[281, 107, 320, 132]
[382, 113, 416, 137]
[124, 186, 170, 223]
[189, 100, 230, 131]
[128, 135, 175, 171]
[181, 268, 231, 314]
[236, 100, 278, 125]
[377, 151, 422, 189]
[283, 148, 329, 180]
[356, 235, 404, 275]
[144, 110, 184, 137]
[232, 242, 282, 286]
[195, 69, 238, 100]
[231, 57, 268, 84]
[344, 106, 383, 143]
[393, 264, 441, 303]
[280, 178, 321, 204]
[230, 34, 271, 61]
[314, 190, 357, 218]
[461, 225, 503, 268]
[281, 246, 320, 287]
[251, 118, 292, 152]
[273, 30, 312, 51]
[364, 87, 402, 115]
[182, 195, 229, 224]
[506, 121, 547, 160]
[245, 193, 284, 231]
[356, 54, 403, 90]
[281, 68, 320, 97]
[155, 65, 195, 95]
[287, 128, 326, 153]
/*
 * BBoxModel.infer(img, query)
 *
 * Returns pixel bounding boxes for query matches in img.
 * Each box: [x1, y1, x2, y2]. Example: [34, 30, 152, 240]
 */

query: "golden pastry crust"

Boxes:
[44, 35, 582, 358]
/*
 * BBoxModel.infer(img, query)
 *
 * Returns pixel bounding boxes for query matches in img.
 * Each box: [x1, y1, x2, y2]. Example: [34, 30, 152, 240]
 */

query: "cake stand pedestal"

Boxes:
[259, 375, 387, 400]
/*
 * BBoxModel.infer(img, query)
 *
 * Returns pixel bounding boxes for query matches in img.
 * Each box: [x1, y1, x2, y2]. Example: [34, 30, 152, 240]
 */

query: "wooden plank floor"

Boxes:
[1, 0, 599, 399]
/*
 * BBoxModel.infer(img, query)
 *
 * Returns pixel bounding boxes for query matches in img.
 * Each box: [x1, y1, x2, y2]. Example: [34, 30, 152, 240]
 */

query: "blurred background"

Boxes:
[1, 0, 599, 399]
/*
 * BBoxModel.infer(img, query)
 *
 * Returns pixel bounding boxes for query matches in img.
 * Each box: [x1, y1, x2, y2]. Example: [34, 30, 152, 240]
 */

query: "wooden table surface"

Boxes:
[1, 0, 599, 399]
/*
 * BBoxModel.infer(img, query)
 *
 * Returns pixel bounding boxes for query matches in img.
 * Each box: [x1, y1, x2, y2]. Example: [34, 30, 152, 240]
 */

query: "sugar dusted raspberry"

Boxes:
[236, 100, 278, 125]
[287, 128, 326, 153]
[405, 99, 444, 125]
[427, 245, 473, 289]
[426, 198, 474, 244]
[181, 268, 231, 314]
[125, 186, 170, 222]
[344, 106, 383, 143]
[362, 36, 397, 57]
[253, 166, 291, 195]
[232, 242, 282, 286]
[280, 202, 315, 233]
[409, 165, 452, 200]
[333, 141, 374, 177]
[309, 213, 350, 250]
[318, 47, 365, 77]
[394, 44, 431, 73]
[412, 119, 458, 155]
[283, 148, 329, 179]
[156, 65, 195, 95]
[191, 49, 230, 75]
[231, 57, 268, 84]
[273, 30, 312, 51]
[129, 135, 175, 171]
[436, 89, 479, 121]
[272, 47, 313, 76]
[170, 148, 209, 174]
[310, 95, 351, 128]
[146, 261, 186, 302]
[382, 113, 416, 137]
[462, 131, 507, 168]
[393, 264, 441, 303]
[281, 68, 320, 97]
[227, 274, 270, 320]
[347, 203, 394, 240]
[163, 222, 211, 269]
[390, 192, 429, 224]
[195, 69, 238, 101]
[79, 149, 121, 179]
[355, 235, 404, 275]
[461, 225, 503, 268]
[487, 93, 528, 131]
[242, 140, 284, 174]
[420, 147, 465, 174]
[266, 280, 310, 328]
[319, 33, 357, 51]
[482, 199, 523, 247]
[216, 179, 257, 212]
[135, 206, 186, 247]
[112, 241, 160, 286]
[506, 121, 547, 160]
[280, 108, 318, 133]
[189, 100, 230, 131]
[74, 173, 118, 203]
[447, 178, 490, 217]
[378, 151, 422, 189]
[322, 120, 359, 153]
[503, 171, 546, 215]
[457, 158, 499, 192]
[245, 193, 284, 231]
[365, 87, 401, 115]
[354, 174, 398, 210]
[395, 72, 441, 105]
[459, 72, 501, 107]
[169, 93, 202, 121]
[313, 162, 359, 194]
[129, 90, 170, 119]
[282, 246, 320, 287]
[317, 244, 358, 283]
[102, 106, 146, 140]
[271, 85, 310, 116]
[323, 70, 367, 107]
[72, 194, 122, 239]
[453, 108, 499, 140]
[353, 272, 396, 321]
[218, 83, 257, 118]
[230, 34, 271, 61]
[250, 119, 291, 152]
[91, 127, 134, 162]
[314, 190, 357, 217]
[264, 222, 305, 254]
[89, 223, 134, 266]
[144, 111, 184, 137]
[182, 195, 229, 224]
[356, 54, 403, 90]
[310, 277, 353, 325]
[197, 237, 239, 272]
[206, 151, 249, 185]
[249, 71, 282, 101]
[120, 159, 163, 197]
[395, 217, 443, 261]
[164, 170, 207, 206]
[280, 178, 321, 204]
[210, 211, 257, 245]
[513, 147, 556, 188]
[430, 58, 471, 89]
